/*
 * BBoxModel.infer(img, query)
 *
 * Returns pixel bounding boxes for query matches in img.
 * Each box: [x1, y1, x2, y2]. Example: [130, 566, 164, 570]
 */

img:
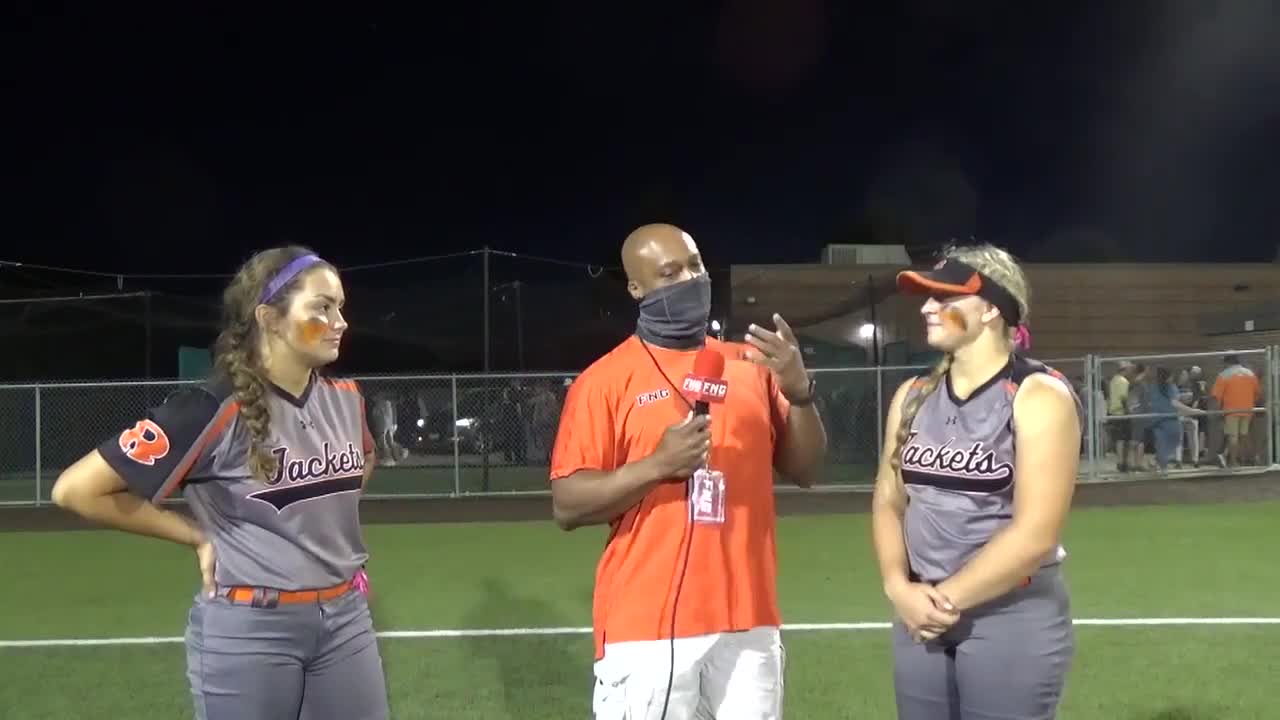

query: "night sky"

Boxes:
[7, 2, 1280, 280]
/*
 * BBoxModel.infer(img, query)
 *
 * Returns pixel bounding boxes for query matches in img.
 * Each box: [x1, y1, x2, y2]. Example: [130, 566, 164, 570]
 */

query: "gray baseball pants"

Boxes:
[184, 587, 390, 720]
[892, 566, 1074, 720]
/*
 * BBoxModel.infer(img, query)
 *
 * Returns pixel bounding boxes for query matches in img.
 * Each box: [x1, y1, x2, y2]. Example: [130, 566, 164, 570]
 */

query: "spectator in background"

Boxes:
[1212, 355, 1261, 467]
[1125, 364, 1150, 471]
[416, 388, 432, 431]
[1148, 367, 1206, 474]
[496, 385, 527, 465]
[369, 392, 406, 466]
[1174, 369, 1198, 467]
[1071, 375, 1089, 458]
[1186, 366, 1209, 464]
[1092, 376, 1107, 459]
[527, 380, 559, 463]
[1108, 362, 1133, 471]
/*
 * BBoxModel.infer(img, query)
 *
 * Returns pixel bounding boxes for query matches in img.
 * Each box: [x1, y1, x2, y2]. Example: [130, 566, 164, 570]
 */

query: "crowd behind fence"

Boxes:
[0, 348, 1275, 506]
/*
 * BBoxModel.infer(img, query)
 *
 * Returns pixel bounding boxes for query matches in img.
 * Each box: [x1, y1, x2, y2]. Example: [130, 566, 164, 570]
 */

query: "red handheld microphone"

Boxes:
[683, 349, 728, 416]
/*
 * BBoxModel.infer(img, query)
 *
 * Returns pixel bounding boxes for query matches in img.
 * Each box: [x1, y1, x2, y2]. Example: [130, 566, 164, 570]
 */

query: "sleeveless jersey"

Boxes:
[898, 354, 1082, 583]
[99, 373, 374, 591]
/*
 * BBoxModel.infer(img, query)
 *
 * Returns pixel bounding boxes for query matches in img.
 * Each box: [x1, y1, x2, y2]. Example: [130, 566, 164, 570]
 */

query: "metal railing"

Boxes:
[1090, 348, 1273, 478]
[0, 349, 1275, 506]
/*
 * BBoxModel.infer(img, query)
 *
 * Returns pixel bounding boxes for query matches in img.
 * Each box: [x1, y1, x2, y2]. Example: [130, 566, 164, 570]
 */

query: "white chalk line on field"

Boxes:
[2, 617, 1279, 648]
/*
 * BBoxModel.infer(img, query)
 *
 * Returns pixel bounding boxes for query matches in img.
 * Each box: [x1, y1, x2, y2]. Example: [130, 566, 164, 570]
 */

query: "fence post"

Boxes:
[1270, 345, 1278, 468]
[874, 366, 884, 458]
[33, 385, 42, 506]
[451, 375, 461, 497]
[1094, 354, 1107, 480]
[1084, 354, 1097, 482]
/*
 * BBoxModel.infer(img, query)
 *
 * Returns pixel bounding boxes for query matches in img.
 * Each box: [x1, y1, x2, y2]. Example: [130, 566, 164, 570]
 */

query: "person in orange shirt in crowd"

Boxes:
[549, 223, 827, 720]
[1212, 354, 1262, 467]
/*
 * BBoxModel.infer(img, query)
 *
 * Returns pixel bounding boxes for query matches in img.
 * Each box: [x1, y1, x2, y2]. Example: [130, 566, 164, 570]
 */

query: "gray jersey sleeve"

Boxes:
[97, 386, 227, 503]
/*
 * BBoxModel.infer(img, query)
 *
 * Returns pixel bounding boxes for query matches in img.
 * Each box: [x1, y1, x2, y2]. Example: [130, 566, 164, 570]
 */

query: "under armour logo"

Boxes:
[945, 416, 958, 426]
[299, 418, 316, 431]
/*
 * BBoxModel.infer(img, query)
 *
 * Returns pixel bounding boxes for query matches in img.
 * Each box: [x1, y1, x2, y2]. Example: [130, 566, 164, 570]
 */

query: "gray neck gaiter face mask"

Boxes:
[635, 274, 711, 349]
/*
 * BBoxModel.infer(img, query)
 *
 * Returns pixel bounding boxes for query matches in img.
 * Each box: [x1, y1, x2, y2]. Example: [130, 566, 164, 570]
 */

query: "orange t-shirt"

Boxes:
[550, 335, 791, 660]
[1212, 367, 1260, 417]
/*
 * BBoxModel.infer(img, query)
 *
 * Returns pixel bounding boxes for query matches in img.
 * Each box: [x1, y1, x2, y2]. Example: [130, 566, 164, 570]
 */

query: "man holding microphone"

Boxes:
[549, 223, 827, 720]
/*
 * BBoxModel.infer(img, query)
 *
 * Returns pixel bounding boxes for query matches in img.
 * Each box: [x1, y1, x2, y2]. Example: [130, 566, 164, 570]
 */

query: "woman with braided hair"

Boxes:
[52, 246, 389, 720]
[870, 244, 1083, 720]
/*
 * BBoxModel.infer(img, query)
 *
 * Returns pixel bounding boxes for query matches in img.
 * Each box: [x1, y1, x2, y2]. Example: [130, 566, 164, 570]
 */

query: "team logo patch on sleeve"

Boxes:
[118, 420, 171, 466]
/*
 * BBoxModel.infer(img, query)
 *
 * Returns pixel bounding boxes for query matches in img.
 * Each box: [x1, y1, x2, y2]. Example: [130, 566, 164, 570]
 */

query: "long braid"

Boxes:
[215, 316, 277, 482]
[890, 353, 953, 472]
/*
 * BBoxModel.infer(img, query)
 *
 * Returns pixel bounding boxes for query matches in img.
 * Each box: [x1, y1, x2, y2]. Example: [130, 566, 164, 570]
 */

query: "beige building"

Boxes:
[729, 247, 1280, 363]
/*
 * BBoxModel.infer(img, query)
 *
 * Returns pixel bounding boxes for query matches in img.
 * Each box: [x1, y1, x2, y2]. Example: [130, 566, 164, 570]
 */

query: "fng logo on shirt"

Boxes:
[247, 441, 366, 512]
[636, 388, 671, 406]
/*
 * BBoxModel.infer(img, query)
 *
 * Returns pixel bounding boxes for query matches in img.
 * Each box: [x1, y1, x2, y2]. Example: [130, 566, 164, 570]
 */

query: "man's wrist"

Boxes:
[784, 375, 816, 406]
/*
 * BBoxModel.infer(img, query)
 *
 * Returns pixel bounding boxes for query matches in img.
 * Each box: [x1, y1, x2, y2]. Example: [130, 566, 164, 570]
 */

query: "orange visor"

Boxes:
[896, 258, 1022, 327]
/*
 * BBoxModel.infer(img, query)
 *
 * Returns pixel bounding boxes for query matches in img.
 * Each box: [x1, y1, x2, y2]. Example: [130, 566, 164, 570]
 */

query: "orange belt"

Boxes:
[223, 580, 352, 608]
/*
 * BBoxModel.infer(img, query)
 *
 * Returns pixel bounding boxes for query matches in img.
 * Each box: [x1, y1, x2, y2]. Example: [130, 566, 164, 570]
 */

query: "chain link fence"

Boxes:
[0, 386, 38, 504]
[1092, 348, 1273, 476]
[355, 372, 574, 495]
[1, 349, 1276, 505]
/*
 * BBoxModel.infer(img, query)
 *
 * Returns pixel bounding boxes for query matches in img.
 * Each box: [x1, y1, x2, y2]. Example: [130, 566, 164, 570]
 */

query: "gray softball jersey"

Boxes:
[99, 373, 375, 591]
[899, 355, 1083, 583]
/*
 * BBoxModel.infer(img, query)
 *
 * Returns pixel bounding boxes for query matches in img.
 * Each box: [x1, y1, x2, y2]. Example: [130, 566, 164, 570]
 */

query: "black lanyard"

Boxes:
[638, 337, 698, 414]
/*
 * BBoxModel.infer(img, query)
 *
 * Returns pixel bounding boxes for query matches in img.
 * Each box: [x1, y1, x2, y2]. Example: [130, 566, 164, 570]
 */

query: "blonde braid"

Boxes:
[890, 353, 953, 472]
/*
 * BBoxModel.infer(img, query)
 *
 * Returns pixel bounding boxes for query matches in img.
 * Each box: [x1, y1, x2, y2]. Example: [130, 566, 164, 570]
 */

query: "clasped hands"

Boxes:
[886, 578, 960, 643]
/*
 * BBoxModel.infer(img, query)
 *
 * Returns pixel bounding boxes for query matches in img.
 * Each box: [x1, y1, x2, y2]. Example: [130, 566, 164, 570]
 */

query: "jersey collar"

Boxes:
[267, 371, 316, 408]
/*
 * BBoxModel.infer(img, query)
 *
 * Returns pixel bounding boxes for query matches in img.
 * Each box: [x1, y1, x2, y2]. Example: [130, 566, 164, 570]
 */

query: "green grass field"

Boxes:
[2, 501, 1279, 718]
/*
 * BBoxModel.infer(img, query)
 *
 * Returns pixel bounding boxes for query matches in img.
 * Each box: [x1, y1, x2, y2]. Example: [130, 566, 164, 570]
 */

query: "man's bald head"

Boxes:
[621, 223, 705, 300]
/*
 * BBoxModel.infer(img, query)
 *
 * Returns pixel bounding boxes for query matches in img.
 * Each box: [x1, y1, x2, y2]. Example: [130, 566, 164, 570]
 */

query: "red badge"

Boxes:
[118, 419, 171, 466]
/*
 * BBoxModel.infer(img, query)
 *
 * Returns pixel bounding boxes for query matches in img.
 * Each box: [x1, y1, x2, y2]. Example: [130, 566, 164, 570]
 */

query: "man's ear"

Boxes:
[981, 303, 1001, 324]
[627, 280, 644, 301]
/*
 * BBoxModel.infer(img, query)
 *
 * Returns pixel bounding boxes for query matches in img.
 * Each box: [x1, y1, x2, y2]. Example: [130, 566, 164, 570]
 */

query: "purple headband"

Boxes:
[259, 254, 323, 304]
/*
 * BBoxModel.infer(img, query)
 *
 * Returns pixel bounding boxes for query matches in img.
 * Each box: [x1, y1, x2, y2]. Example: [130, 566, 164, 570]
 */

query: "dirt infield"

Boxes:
[4, 470, 1277, 533]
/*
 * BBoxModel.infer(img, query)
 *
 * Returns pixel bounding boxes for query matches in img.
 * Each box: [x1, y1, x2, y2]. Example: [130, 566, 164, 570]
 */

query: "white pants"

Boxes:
[1178, 417, 1199, 463]
[591, 626, 785, 720]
